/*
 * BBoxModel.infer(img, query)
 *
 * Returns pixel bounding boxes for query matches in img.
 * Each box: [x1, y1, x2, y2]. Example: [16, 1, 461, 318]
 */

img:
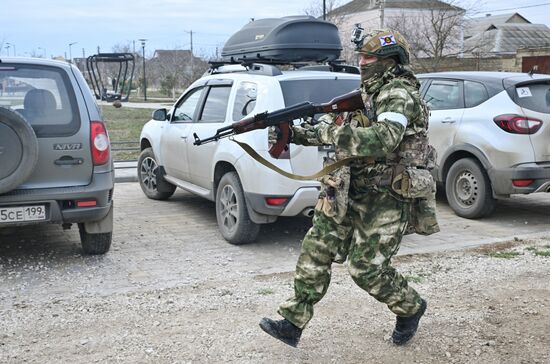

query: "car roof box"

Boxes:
[221, 16, 342, 64]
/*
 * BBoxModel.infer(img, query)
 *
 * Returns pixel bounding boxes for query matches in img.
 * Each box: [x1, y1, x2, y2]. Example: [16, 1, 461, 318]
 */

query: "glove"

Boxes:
[268, 125, 287, 145]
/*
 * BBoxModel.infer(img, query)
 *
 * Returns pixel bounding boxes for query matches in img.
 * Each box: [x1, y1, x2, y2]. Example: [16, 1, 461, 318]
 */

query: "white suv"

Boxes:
[138, 63, 359, 244]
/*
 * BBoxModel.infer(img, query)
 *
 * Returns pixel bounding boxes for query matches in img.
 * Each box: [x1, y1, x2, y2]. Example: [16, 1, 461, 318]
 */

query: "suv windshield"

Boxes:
[0, 64, 80, 137]
[280, 78, 359, 107]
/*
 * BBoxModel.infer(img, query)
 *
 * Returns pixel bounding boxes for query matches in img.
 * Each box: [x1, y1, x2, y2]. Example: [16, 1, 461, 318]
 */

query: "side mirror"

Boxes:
[152, 108, 168, 121]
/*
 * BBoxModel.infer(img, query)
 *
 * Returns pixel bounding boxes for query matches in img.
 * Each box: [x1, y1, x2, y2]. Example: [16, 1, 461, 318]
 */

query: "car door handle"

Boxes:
[441, 118, 456, 124]
[54, 156, 84, 166]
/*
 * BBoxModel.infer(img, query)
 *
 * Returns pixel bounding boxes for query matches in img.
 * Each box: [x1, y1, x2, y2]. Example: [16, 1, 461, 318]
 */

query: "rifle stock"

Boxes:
[193, 89, 364, 158]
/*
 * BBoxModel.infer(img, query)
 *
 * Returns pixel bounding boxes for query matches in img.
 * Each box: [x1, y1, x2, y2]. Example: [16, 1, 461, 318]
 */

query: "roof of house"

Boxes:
[464, 23, 550, 54]
[464, 13, 531, 39]
[330, 0, 462, 16]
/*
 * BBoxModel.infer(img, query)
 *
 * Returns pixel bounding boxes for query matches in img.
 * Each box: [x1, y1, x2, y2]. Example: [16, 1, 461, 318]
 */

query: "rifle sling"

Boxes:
[232, 139, 365, 181]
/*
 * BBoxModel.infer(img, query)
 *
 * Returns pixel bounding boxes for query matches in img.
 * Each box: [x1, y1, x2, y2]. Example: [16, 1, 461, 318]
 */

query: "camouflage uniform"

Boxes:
[277, 63, 439, 329]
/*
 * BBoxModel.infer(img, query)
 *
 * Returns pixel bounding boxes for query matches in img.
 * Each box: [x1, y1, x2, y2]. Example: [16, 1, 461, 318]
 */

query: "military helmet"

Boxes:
[351, 25, 411, 65]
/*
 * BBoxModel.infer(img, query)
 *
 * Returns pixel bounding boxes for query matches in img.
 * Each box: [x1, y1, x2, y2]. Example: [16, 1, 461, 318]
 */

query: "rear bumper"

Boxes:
[490, 163, 550, 195]
[245, 186, 320, 217]
[0, 172, 114, 227]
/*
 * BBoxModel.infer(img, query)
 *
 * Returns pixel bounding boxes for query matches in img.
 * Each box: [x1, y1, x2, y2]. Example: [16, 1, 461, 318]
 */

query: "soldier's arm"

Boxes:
[328, 83, 415, 158]
[290, 113, 336, 146]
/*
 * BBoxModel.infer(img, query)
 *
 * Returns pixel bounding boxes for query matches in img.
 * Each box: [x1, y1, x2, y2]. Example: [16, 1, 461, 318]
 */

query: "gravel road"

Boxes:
[1, 235, 549, 363]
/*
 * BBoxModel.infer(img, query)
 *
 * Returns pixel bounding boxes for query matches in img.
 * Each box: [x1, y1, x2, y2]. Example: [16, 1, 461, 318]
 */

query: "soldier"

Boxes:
[260, 27, 439, 347]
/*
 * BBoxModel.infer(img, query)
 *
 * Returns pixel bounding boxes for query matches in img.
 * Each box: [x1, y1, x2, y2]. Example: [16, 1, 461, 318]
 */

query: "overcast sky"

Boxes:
[2, 0, 550, 59]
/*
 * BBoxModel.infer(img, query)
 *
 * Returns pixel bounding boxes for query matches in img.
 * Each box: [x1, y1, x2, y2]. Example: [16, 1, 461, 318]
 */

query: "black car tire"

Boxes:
[78, 224, 112, 255]
[138, 147, 176, 200]
[445, 158, 496, 219]
[0, 108, 39, 194]
[216, 172, 260, 244]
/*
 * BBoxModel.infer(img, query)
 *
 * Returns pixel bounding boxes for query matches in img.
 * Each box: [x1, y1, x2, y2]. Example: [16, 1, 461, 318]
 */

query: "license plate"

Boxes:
[0, 205, 47, 223]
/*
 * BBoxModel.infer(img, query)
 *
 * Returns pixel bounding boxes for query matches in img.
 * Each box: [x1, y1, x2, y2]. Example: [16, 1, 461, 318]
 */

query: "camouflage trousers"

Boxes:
[278, 188, 422, 329]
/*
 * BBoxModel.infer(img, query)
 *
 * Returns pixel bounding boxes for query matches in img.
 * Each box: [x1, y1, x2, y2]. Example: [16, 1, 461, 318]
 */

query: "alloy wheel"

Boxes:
[140, 156, 159, 193]
[219, 184, 239, 233]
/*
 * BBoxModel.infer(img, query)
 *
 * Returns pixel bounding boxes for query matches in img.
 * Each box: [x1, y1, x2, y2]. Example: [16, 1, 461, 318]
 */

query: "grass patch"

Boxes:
[488, 251, 522, 259]
[535, 251, 550, 257]
[101, 105, 154, 161]
[257, 288, 275, 296]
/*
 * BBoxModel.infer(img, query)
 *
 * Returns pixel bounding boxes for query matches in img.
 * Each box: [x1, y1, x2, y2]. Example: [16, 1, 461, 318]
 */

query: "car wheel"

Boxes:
[0, 108, 39, 194]
[445, 158, 496, 219]
[78, 224, 112, 255]
[138, 147, 175, 200]
[216, 171, 260, 244]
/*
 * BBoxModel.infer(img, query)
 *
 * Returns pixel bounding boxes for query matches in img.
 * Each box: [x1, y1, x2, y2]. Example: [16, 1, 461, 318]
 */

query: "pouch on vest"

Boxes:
[314, 161, 350, 224]
[410, 186, 440, 235]
[391, 167, 435, 199]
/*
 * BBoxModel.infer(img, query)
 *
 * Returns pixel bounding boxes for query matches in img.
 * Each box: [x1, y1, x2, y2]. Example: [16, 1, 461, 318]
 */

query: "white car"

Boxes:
[138, 63, 360, 244]
[418, 71, 550, 218]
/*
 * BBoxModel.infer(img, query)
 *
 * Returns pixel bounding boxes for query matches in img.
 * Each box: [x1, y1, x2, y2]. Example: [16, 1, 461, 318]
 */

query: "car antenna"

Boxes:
[528, 65, 538, 77]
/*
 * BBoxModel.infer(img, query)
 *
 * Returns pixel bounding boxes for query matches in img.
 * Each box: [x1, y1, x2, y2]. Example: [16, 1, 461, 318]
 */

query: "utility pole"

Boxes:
[185, 30, 194, 55]
[379, 0, 385, 28]
[68, 42, 77, 63]
[139, 38, 147, 101]
[323, 0, 326, 20]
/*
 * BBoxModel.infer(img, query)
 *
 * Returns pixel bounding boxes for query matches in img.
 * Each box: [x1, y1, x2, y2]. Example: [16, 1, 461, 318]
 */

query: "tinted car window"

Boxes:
[511, 82, 550, 114]
[0, 64, 80, 137]
[173, 87, 203, 122]
[464, 80, 489, 108]
[280, 79, 359, 107]
[424, 80, 462, 110]
[199, 86, 231, 123]
[232, 81, 257, 121]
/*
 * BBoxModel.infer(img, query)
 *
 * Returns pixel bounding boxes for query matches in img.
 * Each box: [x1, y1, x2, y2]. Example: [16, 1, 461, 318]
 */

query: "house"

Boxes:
[328, 0, 464, 63]
[464, 13, 550, 56]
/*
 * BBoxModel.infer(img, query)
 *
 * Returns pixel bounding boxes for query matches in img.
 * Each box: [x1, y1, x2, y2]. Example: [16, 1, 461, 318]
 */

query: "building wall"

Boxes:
[413, 55, 518, 73]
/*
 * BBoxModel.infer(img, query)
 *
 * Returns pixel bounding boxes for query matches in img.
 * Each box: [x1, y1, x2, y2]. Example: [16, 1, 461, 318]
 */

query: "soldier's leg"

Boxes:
[347, 190, 422, 317]
[277, 211, 352, 329]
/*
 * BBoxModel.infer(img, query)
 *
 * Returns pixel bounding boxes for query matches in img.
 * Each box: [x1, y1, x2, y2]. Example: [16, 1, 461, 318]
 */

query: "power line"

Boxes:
[474, 1, 550, 14]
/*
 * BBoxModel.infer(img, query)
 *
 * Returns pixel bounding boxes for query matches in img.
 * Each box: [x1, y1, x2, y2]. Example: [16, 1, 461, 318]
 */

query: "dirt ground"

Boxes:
[1, 235, 549, 364]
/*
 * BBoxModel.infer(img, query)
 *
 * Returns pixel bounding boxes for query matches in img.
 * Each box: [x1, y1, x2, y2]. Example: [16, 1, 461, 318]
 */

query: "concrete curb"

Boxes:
[114, 161, 138, 183]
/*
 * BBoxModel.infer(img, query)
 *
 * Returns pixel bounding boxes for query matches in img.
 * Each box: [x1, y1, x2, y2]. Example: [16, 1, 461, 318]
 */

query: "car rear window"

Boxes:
[510, 82, 550, 114]
[0, 63, 80, 137]
[279, 78, 359, 107]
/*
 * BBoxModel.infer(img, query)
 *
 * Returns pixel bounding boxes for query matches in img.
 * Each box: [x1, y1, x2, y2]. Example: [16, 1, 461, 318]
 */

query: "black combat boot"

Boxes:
[259, 317, 302, 347]
[392, 299, 427, 345]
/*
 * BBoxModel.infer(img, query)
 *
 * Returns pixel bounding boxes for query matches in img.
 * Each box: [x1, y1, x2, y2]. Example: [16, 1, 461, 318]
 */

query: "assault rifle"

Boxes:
[193, 89, 364, 158]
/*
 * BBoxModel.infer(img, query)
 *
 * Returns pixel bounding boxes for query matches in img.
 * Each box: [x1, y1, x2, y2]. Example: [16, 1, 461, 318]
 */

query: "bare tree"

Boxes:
[385, 0, 482, 72]
[149, 49, 208, 99]
[304, 0, 356, 62]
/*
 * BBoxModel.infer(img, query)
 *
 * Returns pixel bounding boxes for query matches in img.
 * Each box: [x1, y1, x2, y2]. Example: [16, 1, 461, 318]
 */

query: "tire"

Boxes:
[138, 147, 175, 200]
[0, 107, 39, 194]
[216, 172, 260, 245]
[445, 158, 496, 219]
[78, 224, 112, 255]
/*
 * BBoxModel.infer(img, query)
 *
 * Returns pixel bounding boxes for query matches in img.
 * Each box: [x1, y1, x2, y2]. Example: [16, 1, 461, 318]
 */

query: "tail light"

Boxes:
[265, 197, 288, 206]
[512, 179, 534, 187]
[90, 121, 110, 165]
[493, 114, 542, 134]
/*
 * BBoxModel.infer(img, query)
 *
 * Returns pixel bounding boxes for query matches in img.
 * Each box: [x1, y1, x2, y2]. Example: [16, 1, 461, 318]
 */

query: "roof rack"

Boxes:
[205, 61, 283, 76]
[205, 60, 359, 77]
